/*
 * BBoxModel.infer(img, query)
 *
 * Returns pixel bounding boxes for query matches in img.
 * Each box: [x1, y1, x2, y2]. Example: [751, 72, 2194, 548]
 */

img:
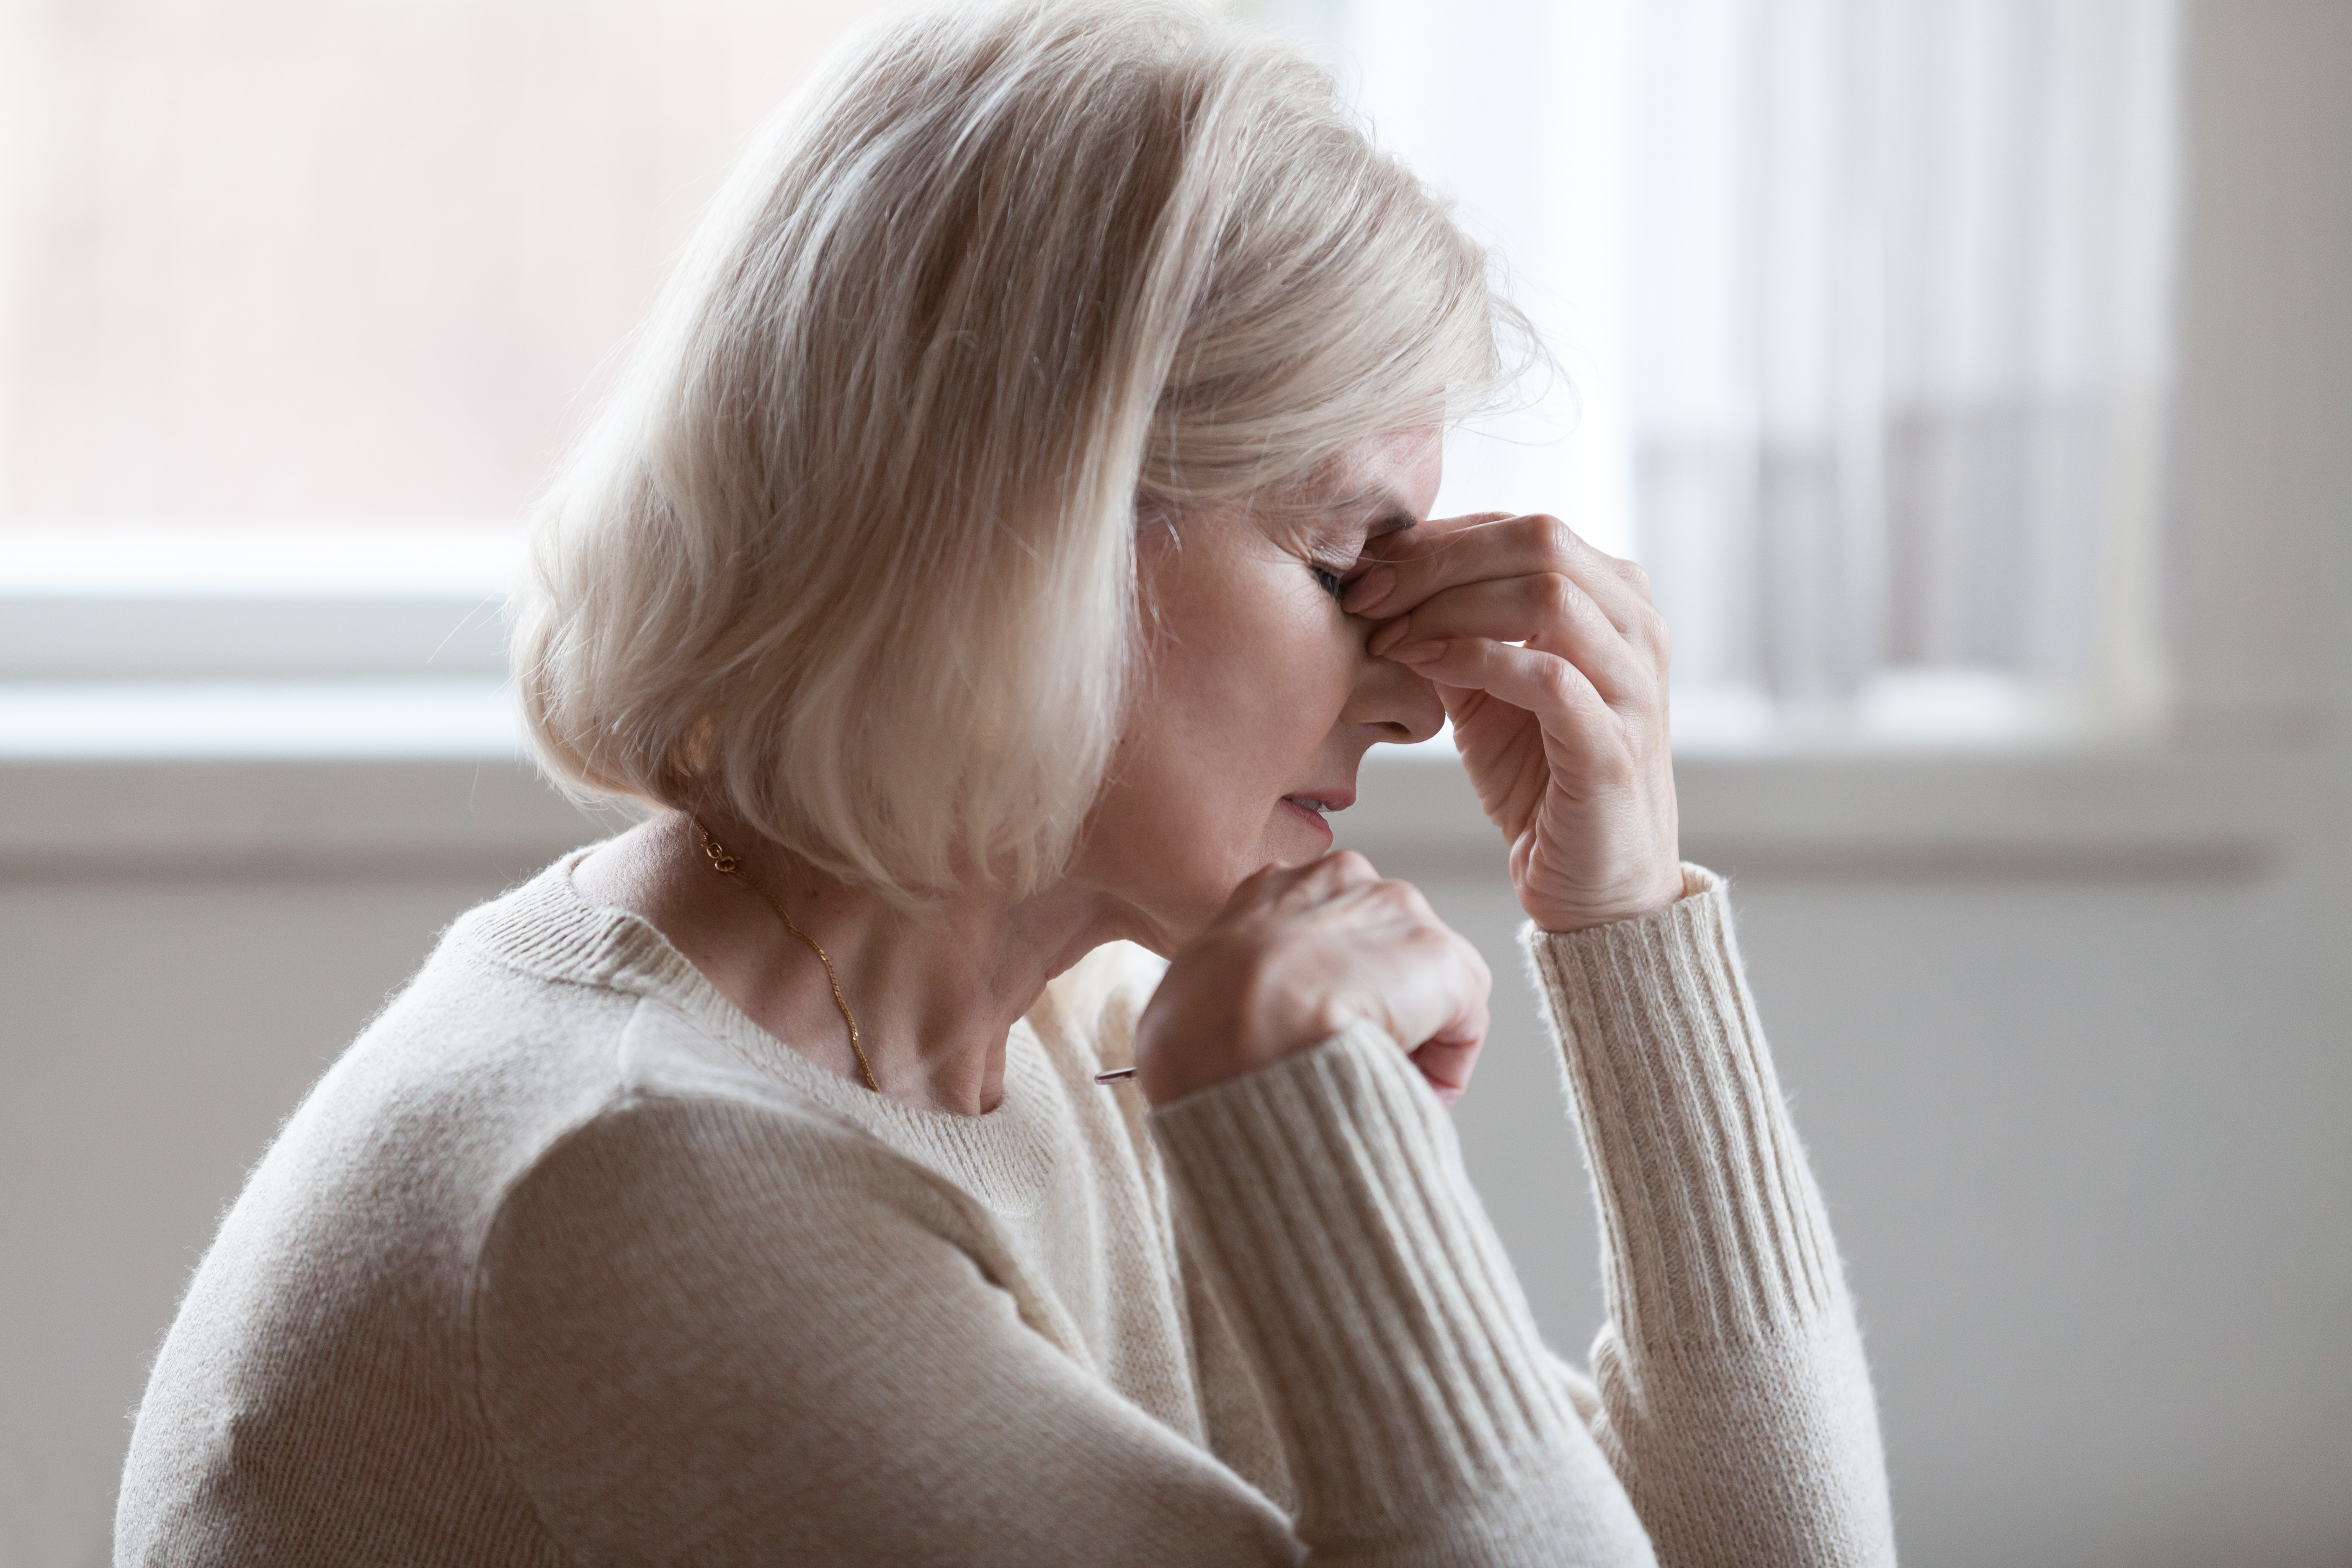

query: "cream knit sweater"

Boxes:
[116, 853, 1894, 1565]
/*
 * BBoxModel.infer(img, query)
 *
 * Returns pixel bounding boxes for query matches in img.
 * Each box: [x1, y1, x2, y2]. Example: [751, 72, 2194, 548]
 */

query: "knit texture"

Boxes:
[1525, 867, 1896, 1566]
[115, 854, 1893, 1565]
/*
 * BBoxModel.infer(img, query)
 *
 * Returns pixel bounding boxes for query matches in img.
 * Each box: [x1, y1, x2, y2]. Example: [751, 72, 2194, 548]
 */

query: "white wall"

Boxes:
[2, 2, 2344, 1565]
[1436, 858, 2352, 1568]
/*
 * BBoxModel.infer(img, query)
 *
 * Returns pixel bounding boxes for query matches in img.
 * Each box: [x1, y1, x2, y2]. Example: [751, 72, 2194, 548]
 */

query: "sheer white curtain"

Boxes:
[1263, 0, 2179, 739]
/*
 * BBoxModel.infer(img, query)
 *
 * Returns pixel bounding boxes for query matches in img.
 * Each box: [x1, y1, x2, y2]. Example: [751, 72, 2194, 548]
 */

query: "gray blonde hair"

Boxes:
[513, 0, 1516, 901]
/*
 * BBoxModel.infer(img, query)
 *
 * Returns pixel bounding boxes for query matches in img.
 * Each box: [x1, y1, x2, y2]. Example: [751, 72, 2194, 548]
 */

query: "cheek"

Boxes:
[1092, 506, 1373, 865]
[1168, 591, 1349, 773]
[1084, 584, 1352, 907]
[1159, 606, 1353, 813]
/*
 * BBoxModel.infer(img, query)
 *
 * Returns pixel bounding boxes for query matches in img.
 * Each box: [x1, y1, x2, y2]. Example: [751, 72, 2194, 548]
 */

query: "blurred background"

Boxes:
[1, 0, 2345, 1563]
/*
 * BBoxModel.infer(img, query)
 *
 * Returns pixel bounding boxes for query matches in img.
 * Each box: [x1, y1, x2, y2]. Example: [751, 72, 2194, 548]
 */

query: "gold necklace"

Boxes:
[694, 818, 881, 1094]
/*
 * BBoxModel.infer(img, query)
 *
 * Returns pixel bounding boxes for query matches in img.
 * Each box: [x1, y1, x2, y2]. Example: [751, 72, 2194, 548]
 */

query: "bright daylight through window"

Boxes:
[0, 0, 2178, 755]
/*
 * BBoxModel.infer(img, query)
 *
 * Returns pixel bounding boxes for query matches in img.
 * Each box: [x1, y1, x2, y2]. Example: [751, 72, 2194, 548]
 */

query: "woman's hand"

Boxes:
[1135, 852, 1492, 1107]
[1342, 514, 1682, 934]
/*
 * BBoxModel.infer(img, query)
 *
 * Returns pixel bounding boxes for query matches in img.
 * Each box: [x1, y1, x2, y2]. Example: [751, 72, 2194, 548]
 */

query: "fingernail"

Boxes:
[1387, 640, 1446, 665]
[1342, 565, 1396, 615]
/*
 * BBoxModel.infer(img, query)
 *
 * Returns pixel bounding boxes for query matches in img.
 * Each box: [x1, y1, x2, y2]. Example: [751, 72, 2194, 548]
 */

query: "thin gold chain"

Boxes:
[693, 818, 880, 1095]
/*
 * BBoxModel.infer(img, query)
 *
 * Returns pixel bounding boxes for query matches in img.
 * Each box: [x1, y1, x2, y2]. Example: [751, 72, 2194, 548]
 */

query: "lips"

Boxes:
[1281, 789, 1355, 815]
[1277, 781, 1355, 844]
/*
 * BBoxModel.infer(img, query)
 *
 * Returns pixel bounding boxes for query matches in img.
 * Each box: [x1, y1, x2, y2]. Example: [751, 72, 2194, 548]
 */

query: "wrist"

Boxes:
[1529, 864, 1689, 935]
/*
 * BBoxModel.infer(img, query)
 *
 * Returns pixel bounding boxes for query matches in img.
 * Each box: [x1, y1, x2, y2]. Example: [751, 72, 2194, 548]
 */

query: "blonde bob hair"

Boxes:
[514, 0, 1517, 902]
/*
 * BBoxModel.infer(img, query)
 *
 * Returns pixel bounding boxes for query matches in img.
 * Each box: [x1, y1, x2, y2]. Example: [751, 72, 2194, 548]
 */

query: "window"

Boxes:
[6, 0, 2180, 754]
[0, 0, 897, 740]
[1266, 0, 2180, 745]
[0, 0, 888, 530]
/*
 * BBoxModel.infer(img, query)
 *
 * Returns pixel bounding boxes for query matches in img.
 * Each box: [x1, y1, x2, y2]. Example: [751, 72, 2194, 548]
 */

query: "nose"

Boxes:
[1343, 640, 1447, 745]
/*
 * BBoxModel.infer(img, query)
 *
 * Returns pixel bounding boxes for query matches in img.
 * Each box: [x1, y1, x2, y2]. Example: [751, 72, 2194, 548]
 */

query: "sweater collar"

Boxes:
[450, 846, 1065, 1217]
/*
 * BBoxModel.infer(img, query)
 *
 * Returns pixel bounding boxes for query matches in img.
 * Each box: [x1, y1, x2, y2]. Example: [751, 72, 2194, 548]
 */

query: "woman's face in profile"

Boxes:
[1078, 427, 1447, 952]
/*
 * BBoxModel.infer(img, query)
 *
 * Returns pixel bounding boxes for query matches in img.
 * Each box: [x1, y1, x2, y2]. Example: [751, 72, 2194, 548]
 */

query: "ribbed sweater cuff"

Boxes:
[1524, 866, 1848, 1357]
[1148, 1026, 1581, 1532]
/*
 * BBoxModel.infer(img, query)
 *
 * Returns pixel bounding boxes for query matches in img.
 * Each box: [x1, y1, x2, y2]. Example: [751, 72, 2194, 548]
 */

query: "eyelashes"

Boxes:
[1312, 565, 1347, 600]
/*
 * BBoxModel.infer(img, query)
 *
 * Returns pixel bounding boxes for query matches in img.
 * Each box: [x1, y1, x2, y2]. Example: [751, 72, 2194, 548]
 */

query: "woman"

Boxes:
[118, 3, 1894, 1563]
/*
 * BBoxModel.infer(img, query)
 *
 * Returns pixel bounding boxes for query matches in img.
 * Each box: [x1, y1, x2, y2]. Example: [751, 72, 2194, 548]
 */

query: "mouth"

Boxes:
[1279, 789, 1354, 835]
[1281, 790, 1355, 815]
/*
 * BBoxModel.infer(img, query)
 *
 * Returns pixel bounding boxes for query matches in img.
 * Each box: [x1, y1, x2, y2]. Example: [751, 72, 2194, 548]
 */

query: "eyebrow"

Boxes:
[1325, 486, 1421, 534]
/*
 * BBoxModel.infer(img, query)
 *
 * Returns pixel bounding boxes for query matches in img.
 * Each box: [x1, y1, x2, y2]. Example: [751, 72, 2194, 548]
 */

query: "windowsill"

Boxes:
[0, 681, 521, 759]
[0, 680, 2326, 882]
[1346, 738, 2319, 882]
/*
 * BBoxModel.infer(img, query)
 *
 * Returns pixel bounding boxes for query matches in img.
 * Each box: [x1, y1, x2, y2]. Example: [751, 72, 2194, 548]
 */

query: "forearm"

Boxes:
[1525, 866, 1896, 1568]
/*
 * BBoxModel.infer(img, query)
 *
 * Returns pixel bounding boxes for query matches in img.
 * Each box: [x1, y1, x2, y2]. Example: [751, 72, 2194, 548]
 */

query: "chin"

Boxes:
[1268, 804, 1338, 864]
[1093, 811, 1328, 953]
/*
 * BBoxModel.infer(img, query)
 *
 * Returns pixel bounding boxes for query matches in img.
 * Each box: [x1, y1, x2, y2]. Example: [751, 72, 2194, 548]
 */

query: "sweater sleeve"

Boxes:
[1148, 1026, 1655, 1564]
[473, 1065, 1658, 1566]
[1522, 864, 1896, 1567]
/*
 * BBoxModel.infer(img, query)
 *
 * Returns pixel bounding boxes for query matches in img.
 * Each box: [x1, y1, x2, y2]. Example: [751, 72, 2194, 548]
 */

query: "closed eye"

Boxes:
[1311, 564, 1346, 600]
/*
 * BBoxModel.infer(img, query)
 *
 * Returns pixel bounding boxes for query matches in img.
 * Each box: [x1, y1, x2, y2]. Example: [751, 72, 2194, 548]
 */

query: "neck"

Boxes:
[571, 811, 1126, 1117]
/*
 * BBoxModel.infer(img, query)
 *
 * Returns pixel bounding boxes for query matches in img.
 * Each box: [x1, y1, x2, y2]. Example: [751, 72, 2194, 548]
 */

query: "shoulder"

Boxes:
[1028, 939, 1167, 1075]
[151, 851, 773, 1382]
[482, 1088, 974, 1266]
[468, 1091, 1033, 1433]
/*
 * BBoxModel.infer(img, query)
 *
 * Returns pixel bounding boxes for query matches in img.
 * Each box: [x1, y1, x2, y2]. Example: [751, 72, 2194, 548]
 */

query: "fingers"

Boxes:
[1368, 882, 1491, 1068]
[1350, 897, 1490, 1096]
[1365, 572, 1658, 706]
[1226, 855, 1492, 1061]
[1233, 846, 1383, 905]
[1345, 512, 1663, 650]
[1154, 851, 1494, 1109]
[1410, 1036, 1481, 1107]
[1388, 637, 1635, 776]
[1426, 920, 1493, 1054]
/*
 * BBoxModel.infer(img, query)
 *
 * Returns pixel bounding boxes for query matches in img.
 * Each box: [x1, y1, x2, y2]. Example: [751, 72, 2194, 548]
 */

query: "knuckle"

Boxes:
[1531, 513, 1577, 565]
[1536, 657, 1583, 706]
[1630, 601, 1672, 655]
[1380, 877, 1436, 920]
[1535, 572, 1578, 617]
